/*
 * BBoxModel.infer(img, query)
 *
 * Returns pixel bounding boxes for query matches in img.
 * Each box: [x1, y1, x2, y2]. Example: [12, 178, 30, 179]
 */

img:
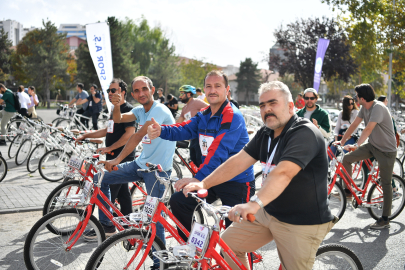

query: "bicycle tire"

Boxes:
[172, 161, 183, 180]
[15, 138, 32, 165]
[397, 139, 405, 159]
[56, 118, 78, 130]
[6, 119, 24, 142]
[0, 154, 8, 183]
[43, 180, 91, 216]
[352, 161, 367, 189]
[328, 181, 346, 221]
[367, 174, 405, 220]
[24, 208, 105, 270]
[8, 133, 23, 159]
[254, 171, 263, 191]
[85, 229, 165, 270]
[52, 117, 66, 126]
[313, 244, 363, 270]
[38, 149, 70, 182]
[26, 143, 46, 173]
[394, 158, 403, 178]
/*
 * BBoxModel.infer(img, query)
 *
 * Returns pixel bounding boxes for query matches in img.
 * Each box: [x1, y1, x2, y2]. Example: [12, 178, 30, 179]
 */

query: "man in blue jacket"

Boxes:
[148, 70, 254, 240]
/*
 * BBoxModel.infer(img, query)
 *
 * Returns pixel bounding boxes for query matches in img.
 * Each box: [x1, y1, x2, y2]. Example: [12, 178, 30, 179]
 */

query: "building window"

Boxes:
[63, 26, 78, 29]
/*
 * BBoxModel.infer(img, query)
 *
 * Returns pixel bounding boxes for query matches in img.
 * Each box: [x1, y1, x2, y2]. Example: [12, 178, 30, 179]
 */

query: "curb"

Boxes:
[0, 206, 42, 215]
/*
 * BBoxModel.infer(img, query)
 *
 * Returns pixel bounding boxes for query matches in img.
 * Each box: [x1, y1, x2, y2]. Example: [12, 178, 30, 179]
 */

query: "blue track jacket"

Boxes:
[160, 100, 254, 183]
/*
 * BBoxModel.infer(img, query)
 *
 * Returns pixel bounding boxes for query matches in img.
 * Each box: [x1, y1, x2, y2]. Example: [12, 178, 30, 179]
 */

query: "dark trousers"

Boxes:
[83, 110, 100, 130]
[76, 108, 87, 128]
[18, 108, 28, 117]
[189, 138, 202, 167]
[170, 180, 255, 241]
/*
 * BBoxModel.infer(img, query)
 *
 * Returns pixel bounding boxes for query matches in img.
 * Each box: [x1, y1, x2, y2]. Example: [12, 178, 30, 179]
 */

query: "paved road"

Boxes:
[1, 109, 405, 269]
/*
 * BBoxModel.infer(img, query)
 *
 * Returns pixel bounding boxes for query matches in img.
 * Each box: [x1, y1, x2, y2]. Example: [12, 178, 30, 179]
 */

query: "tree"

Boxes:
[323, 0, 405, 96]
[236, 58, 261, 106]
[0, 29, 13, 83]
[76, 42, 99, 87]
[148, 38, 181, 97]
[13, 20, 69, 108]
[179, 58, 218, 90]
[270, 17, 357, 89]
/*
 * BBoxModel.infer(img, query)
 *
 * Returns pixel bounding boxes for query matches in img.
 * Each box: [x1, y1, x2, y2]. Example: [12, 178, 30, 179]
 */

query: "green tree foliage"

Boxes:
[76, 42, 99, 87]
[236, 58, 261, 106]
[179, 58, 218, 90]
[0, 29, 13, 82]
[270, 17, 357, 89]
[322, 0, 405, 96]
[148, 38, 180, 97]
[12, 20, 69, 108]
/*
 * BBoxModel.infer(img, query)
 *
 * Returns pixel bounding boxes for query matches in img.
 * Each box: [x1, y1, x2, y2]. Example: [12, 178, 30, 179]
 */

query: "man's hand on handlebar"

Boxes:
[98, 159, 119, 172]
[344, 144, 357, 152]
[228, 202, 260, 223]
[182, 181, 207, 196]
[174, 177, 200, 193]
[96, 147, 112, 155]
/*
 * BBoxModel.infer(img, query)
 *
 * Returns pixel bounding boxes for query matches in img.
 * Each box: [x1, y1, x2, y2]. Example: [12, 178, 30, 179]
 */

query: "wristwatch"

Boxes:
[250, 195, 264, 208]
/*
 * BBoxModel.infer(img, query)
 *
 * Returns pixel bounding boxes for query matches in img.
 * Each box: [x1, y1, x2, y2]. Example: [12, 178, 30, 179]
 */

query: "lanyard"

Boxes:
[264, 137, 278, 176]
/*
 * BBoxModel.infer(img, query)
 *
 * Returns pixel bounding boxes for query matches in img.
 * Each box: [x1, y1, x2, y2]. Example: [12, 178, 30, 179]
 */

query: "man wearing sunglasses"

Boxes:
[296, 88, 331, 138]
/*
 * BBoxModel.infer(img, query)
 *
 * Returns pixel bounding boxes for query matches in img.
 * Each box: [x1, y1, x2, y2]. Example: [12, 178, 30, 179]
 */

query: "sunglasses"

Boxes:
[107, 88, 117, 94]
[349, 103, 354, 105]
[304, 97, 316, 100]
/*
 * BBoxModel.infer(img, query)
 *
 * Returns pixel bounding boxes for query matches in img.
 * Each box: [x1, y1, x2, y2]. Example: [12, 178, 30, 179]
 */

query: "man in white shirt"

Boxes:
[27, 86, 39, 118]
[17, 85, 31, 117]
[196, 88, 206, 100]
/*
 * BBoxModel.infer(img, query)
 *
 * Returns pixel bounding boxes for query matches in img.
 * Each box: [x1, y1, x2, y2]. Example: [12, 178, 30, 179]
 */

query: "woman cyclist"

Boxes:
[329, 95, 359, 158]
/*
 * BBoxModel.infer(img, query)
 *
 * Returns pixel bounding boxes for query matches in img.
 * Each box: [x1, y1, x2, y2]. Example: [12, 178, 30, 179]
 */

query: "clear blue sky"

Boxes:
[1, 0, 338, 69]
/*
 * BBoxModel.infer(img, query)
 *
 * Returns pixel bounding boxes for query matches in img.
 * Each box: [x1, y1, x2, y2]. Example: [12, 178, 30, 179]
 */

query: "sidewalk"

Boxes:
[0, 144, 60, 214]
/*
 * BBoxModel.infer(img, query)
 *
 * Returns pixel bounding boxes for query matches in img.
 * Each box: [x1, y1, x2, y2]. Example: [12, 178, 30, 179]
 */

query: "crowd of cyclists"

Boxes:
[1, 70, 401, 269]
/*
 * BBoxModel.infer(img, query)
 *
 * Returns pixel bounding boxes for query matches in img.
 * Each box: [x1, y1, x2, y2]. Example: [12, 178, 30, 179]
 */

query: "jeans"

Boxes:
[93, 160, 171, 246]
[328, 136, 356, 161]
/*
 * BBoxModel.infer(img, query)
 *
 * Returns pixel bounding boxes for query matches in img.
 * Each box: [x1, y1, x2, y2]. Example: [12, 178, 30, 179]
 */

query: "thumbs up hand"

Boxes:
[147, 117, 162, 140]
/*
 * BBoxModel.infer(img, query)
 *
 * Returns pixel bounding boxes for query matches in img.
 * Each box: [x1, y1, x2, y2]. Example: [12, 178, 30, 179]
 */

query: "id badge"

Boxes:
[184, 111, 192, 121]
[107, 120, 114, 133]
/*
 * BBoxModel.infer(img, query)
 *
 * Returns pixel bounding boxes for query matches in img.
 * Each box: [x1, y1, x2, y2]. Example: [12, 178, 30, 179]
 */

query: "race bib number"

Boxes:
[187, 223, 209, 253]
[199, 134, 214, 156]
[89, 101, 92, 107]
[107, 120, 114, 133]
[142, 195, 158, 217]
[184, 111, 192, 121]
[139, 125, 151, 144]
[68, 156, 83, 171]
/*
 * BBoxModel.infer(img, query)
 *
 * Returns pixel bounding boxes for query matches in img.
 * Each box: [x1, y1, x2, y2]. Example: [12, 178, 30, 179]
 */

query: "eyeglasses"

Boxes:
[107, 88, 117, 94]
[349, 103, 354, 105]
[304, 97, 316, 100]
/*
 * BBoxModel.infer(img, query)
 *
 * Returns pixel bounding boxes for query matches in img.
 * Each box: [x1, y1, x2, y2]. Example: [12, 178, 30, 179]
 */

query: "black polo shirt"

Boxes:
[244, 114, 333, 225]
[105, 102, 136, 162]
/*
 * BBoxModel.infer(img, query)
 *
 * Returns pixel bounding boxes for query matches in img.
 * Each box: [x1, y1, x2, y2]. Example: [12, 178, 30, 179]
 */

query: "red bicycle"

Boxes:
[327, 144, 405, 221]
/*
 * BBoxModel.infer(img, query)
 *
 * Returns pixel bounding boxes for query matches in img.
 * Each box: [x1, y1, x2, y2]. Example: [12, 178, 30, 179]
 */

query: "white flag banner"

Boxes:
[86, 22, 113, 114]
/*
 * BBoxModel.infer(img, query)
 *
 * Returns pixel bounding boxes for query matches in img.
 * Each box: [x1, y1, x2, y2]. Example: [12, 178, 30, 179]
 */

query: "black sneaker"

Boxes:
[370, 218, 390, 230]
[0, 140, 7, 146]
[83, 225, 116, 240]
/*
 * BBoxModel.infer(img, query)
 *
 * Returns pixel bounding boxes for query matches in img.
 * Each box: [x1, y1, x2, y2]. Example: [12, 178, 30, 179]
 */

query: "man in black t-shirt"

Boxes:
[183, 81, 335, 270]
[157, 88, 165, 104]
[166, 94, 178, 118]
[77, 78, 136, 219]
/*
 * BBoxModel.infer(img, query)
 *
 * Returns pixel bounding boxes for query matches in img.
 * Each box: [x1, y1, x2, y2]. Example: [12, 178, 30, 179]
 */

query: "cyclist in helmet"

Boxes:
[177, 85, 208, 167]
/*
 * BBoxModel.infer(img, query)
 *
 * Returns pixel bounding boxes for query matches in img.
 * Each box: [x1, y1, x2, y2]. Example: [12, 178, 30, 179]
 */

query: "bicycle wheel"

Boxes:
[367, 174, 405, 220]
[6, 119, 24, 142]
[8, 133, 23, 159]
[130, 181, 147, 213]
[393, 158, 403, 178]
[0, 154, 8, 183]
[327, 181, 346, 221]
[39, 149, 70, 182]
[313, 244, 363, 270]
[56, 119, 77, 130]
[15, 138, 33, 165]
[351, 161, 367, 189]
[85, 229, 165, 270]
[43, 180, 89, 216]
[26, 143, 46, 173]
[24, 208, 105, 270]
[172, 161, 183, 180]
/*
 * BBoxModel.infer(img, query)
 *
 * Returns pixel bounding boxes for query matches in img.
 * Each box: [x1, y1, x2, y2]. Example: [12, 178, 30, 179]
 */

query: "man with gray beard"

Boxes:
[182, 81, 335, 270]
